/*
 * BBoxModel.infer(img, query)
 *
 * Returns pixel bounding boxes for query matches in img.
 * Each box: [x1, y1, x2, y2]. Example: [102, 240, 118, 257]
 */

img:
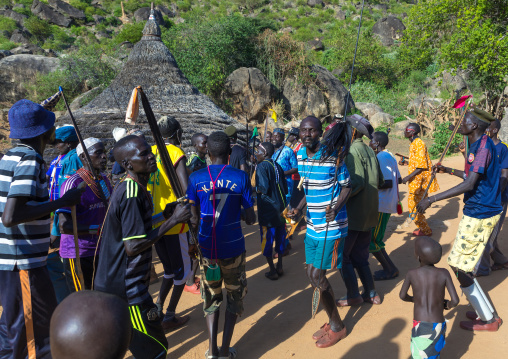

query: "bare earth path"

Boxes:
[149, 154, 508, 359]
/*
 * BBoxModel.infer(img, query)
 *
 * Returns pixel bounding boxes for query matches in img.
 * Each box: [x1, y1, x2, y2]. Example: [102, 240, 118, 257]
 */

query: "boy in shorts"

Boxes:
[187, 131, 256, 359]
[400, 237, 459, 358]
[254, 142, 288, 280]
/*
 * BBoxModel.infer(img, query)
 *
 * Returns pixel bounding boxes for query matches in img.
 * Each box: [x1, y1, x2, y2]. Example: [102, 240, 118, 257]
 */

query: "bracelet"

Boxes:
[89, 225, 99, 234]
[450, 168, 455, 175]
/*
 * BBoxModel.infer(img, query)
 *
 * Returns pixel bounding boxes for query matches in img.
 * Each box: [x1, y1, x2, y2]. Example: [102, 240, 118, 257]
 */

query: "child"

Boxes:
[186, 133, 208, 175]
[399, 237, 459, 359]
[254, 142, 288, 280]
[50, 291, 132, 359]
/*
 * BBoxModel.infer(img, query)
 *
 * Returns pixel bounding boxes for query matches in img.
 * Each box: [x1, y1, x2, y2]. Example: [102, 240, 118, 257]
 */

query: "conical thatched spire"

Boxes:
[55, 6, 243, 155]
[142, 3, 161, 40]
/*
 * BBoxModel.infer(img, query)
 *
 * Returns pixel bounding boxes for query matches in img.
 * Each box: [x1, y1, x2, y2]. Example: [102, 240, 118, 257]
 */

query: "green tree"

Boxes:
[400, 0, 508, 93]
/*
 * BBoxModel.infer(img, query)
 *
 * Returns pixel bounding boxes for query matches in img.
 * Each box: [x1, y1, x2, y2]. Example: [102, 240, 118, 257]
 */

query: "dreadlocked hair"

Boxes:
[321, 120, 351, 163]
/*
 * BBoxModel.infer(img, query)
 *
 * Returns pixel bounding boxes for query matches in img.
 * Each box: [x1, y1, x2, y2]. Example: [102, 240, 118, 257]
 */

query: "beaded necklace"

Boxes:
[76, 168, 110, 200]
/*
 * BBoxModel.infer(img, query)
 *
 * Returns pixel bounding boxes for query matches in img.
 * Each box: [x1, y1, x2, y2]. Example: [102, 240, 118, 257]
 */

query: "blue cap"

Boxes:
[9, 99, 55, 139]
[273, 128, 285, 135]
[55, 126, 78, 142]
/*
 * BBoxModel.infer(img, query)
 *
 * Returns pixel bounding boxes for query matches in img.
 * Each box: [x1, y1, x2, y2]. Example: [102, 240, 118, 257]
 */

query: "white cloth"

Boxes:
[377, 150, 401, 213]
[76, 137, 101, 156]
[112, 127, 127, 142]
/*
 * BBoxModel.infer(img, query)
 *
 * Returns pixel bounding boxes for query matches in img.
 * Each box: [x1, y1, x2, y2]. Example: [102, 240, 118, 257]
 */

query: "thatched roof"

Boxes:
[56, 7, 242, 154]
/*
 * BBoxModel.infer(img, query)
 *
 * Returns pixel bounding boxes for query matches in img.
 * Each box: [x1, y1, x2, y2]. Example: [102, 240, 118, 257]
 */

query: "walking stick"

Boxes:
[59, 86, 108, 207]
[133, 87, 203, 262]
[311, 0, 366, 318]
[71, 204, 85, 289]
[410, 95, 472, 220]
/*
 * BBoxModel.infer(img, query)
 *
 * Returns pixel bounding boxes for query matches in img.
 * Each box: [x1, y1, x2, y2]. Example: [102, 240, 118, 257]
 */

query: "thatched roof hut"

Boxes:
[56, 7, 242, 153]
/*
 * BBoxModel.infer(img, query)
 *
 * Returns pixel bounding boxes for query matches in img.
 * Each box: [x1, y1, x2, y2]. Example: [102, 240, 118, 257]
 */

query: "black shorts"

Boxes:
[154, 234, 191, 285]
[129, 302, 168, 359]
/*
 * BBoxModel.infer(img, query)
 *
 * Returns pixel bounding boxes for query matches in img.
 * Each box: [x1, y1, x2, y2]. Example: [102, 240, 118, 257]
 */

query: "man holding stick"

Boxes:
[0, 99, 84, 358]
[58, 138, 112, 291]
[402, 123, 439, 236]
[95, 135, 191, 358]
[288, 116, 351, 348]
[418, 108, 503, 331]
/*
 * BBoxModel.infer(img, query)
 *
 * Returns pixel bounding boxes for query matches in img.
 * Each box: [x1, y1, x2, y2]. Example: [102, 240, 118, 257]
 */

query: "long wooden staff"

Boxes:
[310, 0, 366, 318]
[410, 96, 472, 220]
[59, 86, 108, 207]
[136, 87, 203, 261]
[71, 204, 85, 289]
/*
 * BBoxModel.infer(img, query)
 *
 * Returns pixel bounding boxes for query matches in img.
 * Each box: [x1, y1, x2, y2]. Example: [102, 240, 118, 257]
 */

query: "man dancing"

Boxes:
[417, 108, 503, 331]
[403, 123, 438, 236]
[94, 135, 191, 358]
[288, 116, 351, 348]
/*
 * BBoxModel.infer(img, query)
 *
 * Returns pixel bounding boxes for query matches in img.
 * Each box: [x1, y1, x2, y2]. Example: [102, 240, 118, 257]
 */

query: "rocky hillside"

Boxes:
[0, 1, 506, 146]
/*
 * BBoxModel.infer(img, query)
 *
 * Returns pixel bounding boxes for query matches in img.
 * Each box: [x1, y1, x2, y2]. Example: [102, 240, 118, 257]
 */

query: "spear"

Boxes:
[135, 86, 203, 260]
[410, 95, 472, 220]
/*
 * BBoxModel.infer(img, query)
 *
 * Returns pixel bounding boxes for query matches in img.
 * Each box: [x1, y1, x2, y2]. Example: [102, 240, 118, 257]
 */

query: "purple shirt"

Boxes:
[58, 173, 112, 258]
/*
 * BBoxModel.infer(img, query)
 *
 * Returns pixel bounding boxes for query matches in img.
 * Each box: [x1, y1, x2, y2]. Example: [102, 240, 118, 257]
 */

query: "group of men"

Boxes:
[0, 97, 506, 359]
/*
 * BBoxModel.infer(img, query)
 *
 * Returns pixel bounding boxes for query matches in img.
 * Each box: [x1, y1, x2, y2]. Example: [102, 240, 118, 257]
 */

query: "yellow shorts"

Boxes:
[448, 213, 501, 273]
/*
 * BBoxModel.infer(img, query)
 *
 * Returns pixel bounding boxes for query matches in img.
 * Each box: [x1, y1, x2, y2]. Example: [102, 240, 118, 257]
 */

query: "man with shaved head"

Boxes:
[402, 122, 439, 236]
[50, 291, 131, 359]
[418, 108, 503, 332]
[94, 135, 191, 358]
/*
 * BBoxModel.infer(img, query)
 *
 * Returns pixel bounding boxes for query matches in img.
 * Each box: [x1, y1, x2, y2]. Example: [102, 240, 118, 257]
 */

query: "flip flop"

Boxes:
[218, 347, 237, 359]
[373, 270, 399, 281]
[492, 262, 508, 271]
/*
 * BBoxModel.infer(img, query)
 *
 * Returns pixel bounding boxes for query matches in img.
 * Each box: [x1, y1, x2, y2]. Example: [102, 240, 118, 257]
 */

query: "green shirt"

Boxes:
[345, 139, 384, 231]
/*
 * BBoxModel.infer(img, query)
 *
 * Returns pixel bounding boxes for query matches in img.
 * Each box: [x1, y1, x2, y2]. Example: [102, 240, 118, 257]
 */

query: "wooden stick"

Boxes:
[410, 101, 472, 219]
[71, 206, 85, 289]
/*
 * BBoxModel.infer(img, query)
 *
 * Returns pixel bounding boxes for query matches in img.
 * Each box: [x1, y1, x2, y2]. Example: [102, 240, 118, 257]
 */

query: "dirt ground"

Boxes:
[146, 154, 508, 359]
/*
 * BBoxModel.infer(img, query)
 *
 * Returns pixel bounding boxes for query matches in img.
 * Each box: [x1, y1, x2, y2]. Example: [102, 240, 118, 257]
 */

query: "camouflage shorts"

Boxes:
[199, 252, 247, 316]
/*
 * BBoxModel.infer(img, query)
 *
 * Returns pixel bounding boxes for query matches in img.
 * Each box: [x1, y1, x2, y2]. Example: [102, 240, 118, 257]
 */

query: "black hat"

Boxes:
[346, 114, 374, 139]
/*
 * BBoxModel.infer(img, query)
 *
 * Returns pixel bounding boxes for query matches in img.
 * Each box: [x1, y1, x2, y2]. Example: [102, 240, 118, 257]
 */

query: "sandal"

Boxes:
[265, 270, 279, 280]
[492, 262, 508, 271]
[373, 270, 399, 281]
[218, 347, 237, 359]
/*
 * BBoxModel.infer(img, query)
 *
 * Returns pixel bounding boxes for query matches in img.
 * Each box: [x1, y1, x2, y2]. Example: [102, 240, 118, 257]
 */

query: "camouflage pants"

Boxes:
[200, 252, 247, 316]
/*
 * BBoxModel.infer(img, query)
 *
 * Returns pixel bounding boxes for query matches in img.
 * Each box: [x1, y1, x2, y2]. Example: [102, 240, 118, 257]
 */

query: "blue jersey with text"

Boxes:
[187, 165, 254, 259]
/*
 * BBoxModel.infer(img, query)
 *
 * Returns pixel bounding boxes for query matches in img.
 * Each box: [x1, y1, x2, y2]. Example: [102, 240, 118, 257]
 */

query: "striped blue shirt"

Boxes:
[0, 145, 51, 270]
[297, 146, 350, 241]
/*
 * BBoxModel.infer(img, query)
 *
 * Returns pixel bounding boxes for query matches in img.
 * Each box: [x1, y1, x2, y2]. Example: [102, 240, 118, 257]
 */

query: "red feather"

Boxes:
[452, 95, 472, 109]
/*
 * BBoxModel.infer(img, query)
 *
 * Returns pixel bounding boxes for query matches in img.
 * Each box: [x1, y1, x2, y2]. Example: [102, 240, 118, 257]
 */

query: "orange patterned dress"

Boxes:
[408, 137, 439, 235]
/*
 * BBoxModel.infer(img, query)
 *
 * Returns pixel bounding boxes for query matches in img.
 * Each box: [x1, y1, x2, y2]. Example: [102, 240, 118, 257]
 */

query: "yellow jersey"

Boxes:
[147, 144, 189, 234]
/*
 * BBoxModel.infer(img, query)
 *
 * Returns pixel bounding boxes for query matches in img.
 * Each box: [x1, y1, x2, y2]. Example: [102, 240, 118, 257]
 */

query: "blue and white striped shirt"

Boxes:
[297, 146, 350, 241]
[0, 145, 51, 270]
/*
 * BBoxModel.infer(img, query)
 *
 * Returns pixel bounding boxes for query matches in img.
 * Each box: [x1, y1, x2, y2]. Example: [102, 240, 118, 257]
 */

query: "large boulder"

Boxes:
[134, 7, 164, 24]
[372, 16, 405, 46]
[0, 9, 28, 25]
[355, 102, 383, 120]
[10, 44, 45, 55]
[70, 86, 103, 111]
[307, 38, 324, 51]
[47, 0, 85, 20]
[394, 119, 411, 134]
[0, 54, 60, 103]
[31, 0, 72, 27]
[308, 0, 324, 7]
[10, 29, 31, 44]
[370, 112, 394, 128]
[224, 67, 279, 124]
[499, 108, 508, 143]
[0, 50, 12, 59]
[311, 65, 355, 116]
[283, 79, 328, 120]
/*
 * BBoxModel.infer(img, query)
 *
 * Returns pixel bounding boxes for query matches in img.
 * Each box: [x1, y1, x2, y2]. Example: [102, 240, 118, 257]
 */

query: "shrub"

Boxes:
[24, 45, 119, 111]
[163, 15, 273, 103]
[256, 29, 313, 90]
[0, 15, 17, 37]
[24, 16, 52, 43]
[0, 37, 17, 50]
[429, 121, 462, 159]
[114, 22, 145, 44]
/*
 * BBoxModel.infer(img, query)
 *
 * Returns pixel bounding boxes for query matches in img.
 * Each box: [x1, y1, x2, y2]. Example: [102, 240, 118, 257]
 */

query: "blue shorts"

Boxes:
[260, 225, 286, 257]
[305, 235, 345, 270]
